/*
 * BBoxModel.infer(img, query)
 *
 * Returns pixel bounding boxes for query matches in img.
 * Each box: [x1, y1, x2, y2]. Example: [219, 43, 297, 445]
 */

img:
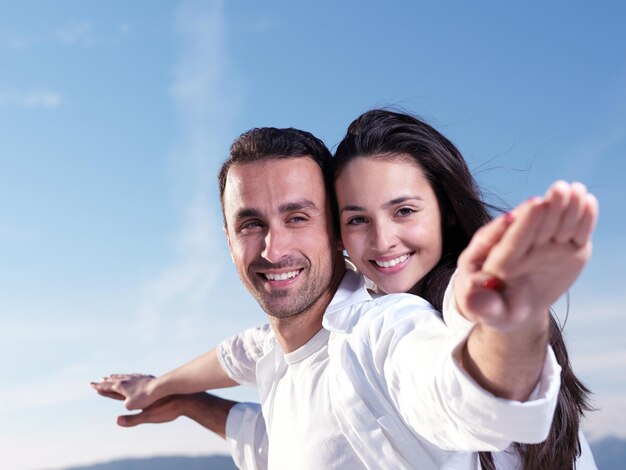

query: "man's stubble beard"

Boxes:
[243, 256, 332, 319]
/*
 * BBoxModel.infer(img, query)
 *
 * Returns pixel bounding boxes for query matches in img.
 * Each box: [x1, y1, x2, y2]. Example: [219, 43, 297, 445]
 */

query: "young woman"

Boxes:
[93, 110, 598, 469]
[332, 109, 596, 469]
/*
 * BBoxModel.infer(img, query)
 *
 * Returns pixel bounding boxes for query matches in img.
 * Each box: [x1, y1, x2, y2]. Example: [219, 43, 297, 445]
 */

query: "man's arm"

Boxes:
[117, 394, 269, 470]
[455, 181, 598, 401]
[91, 323, 273, 410]
[116, 392, 236, 439]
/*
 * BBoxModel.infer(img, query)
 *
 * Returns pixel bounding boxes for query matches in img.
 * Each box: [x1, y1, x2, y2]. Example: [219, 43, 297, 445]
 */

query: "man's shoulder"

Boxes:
[225, 323, 277, 356]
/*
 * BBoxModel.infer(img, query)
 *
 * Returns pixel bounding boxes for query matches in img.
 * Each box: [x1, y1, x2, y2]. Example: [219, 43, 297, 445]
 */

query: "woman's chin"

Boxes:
[375, 282, 409, 295]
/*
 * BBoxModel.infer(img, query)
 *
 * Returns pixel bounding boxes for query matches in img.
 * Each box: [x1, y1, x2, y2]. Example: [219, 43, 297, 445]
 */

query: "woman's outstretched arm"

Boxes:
[91, 348, 237, 411]
[455, 181, 598, 401]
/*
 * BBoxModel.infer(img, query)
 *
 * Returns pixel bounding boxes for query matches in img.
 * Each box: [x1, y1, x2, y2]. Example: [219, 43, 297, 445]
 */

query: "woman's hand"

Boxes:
[90, 373, 159, 411]
[453, 181, 598, 400]
[455, 181, 598, 333]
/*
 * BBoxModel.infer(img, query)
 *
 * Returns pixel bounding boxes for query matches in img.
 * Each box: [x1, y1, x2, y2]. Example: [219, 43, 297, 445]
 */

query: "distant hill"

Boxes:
[61, 438, 626, 469]
[590, 436, 626, 470]
[63, 455, 236, 470]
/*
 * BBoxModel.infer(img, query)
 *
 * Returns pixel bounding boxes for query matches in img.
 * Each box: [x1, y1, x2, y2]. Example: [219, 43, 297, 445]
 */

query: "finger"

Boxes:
[554, 182, 587, 243]
[101, 391, 126, 401]
[117, 404, 173, 427]
[457, 213, 514, 273]
[90, 383, 125, 401]
[501, 197, 548, 255]
[463, 286, 507, 326]
[480, 274, 505, 292]
[453, 263, 508, 327]
[483, 198, 548, 274]
[535, 181, 569, 244]
[572, 193, 599, 247]
[91, 378, 119, 391]
[117, 412, 143, 427]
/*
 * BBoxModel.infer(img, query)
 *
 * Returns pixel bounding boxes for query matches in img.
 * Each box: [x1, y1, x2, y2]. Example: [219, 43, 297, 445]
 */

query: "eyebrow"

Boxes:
[340, 196, 424, 214]
[234, 199, 317, 221]
[234, 208, 263, 221]
[278, 199, 317, 213]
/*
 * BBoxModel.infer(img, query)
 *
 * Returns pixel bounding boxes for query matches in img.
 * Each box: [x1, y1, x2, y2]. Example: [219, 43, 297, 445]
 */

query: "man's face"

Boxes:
[223, 157, 340, 318]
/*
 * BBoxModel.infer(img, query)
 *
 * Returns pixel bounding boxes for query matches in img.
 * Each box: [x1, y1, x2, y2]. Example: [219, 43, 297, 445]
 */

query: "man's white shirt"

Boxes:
[218, 269, 564, 469]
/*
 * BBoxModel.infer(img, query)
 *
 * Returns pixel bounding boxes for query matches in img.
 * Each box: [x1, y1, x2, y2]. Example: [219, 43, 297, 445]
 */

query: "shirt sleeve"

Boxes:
[492, 428, 598, 468]
[217, 324, 273, 387]
[367, 296, 561, 451]
[440, 274, 565, 448]
[225, 402, 268, 470]
[441, 269, 475, 334]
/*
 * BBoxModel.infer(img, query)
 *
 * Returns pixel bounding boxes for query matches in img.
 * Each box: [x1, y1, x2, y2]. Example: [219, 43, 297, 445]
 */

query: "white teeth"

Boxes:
[375, 254, 410, 268]
[265, 270, 300, 281]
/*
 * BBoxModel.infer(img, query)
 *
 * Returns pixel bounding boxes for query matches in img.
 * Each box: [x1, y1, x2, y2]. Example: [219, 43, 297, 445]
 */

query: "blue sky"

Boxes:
[1, 1, 625, 469]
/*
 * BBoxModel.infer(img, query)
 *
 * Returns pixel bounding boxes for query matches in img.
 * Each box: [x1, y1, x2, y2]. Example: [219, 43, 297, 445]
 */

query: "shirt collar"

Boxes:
[323, 267, 373, 332]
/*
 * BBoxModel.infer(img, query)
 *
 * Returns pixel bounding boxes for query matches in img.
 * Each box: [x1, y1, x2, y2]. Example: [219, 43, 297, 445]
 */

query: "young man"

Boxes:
[93, 127, 595, 469]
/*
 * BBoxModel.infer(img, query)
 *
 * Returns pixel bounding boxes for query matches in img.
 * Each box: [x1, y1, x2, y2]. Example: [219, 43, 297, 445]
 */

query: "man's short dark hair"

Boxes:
[218, 127, 336, 231]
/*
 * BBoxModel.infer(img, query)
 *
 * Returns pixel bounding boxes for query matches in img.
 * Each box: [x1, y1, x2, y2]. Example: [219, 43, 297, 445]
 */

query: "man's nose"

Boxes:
[261, 226, 291, 263]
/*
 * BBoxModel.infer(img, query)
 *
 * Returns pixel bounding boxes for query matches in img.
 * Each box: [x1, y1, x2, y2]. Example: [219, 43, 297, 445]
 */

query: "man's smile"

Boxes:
[262, 269, 303, 281]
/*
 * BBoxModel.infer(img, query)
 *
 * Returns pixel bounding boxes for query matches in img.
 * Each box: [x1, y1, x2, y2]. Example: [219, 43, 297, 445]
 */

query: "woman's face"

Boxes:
[335, 155, 443, 294]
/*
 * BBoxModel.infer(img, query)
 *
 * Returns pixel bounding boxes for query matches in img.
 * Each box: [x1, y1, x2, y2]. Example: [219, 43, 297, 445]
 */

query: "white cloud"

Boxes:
[118, 22, 131, 36]
[565, 127, 625, 176]
[0, 89, 63, 109]
[56, 21, 94, 47]
[0, 5, 243, 469]
[558, 78, 626, 180]
[573, 297, 623, 323]
[6, 20, 129, 50]
[571, 348, 626, 376]
[1, 411, 230, 470]
[23, 90, 63, 108]
[584, 393, 626, 441]
[0, 362, 92, 413]
[7, 32, 41, 49]
[134, 0, 241, 348]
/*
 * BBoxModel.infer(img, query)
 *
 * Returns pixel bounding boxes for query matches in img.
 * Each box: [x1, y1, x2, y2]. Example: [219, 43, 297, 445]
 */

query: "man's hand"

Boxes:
[116, 394, 188, 427]
[90, 373, 159, 410]
[117, 392, 237, 439]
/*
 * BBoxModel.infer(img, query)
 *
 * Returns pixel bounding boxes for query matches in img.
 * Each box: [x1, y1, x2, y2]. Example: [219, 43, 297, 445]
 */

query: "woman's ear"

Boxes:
[337, 238, 345, 252]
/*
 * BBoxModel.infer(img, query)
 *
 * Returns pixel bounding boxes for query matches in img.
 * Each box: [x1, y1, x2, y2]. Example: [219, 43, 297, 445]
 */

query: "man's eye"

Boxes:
[288, 215, 307, 223]
[240, 220, 263, 231]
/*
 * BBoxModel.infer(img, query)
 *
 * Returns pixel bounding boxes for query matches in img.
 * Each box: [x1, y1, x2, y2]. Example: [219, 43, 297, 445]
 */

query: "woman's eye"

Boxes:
[346, 216, 367, 226]
[396, 207, 416, 217]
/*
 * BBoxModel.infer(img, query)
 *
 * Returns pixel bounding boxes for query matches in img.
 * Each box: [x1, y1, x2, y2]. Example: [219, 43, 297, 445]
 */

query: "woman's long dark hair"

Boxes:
[333, 109, 591, 470]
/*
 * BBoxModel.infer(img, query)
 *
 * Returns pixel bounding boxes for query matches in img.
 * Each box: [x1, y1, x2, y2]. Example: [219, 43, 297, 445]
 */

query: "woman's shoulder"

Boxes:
[344, 293, 444, 339]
